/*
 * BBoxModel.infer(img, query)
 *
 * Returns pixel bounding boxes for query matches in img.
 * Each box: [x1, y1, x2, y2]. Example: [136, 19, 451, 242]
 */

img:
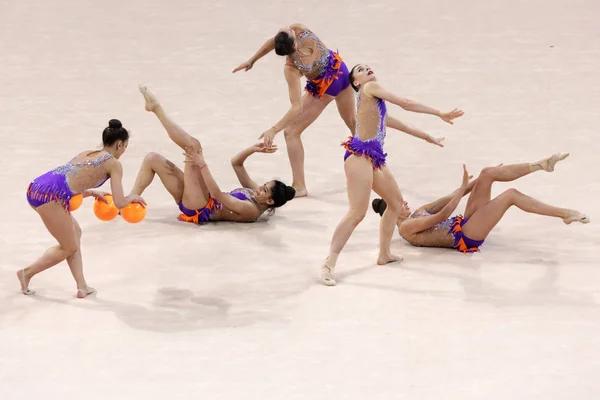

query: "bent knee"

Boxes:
[503, 188, 522, 197]
[145, 152, 179, 172]
[144, 152, 166, 165]
[284, 127, 303, 139]
[347, 210, 367, 225]
[479, 166, 498, 180]
[62, 242, 79, 256]
[189, 137, 201, 149]
[497, 188, 522, 203]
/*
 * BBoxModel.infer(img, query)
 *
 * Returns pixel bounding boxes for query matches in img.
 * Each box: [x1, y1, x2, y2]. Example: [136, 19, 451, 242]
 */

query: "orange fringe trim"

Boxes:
[451, 215, 480, 254]
[177, 197, 219, 224]
[27, 184, 70, 212]
[341, 136, 379, 169]
[306, 52, 343, 98]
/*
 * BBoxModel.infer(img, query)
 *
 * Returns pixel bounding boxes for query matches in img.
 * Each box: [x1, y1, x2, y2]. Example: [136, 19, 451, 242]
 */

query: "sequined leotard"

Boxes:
[26, 152, 113, 212]
[285, 28, 350, 98]
[402, 210, 485, 253]
[177, 187, 264, 224]
[342, 88, 388, 169]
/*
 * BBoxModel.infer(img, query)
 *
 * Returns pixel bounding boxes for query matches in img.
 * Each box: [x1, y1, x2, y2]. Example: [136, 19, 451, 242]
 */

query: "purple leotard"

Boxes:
[342, 97, 388, 169]
[26, 153, 112, 212]
[177, 188, 257, 225]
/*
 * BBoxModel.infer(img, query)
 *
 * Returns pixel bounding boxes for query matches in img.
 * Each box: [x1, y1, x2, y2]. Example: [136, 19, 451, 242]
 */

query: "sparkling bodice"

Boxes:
[400, 210, 456, 248]
[229, 187, 255, 202]
[409, 210, 454, 232]
[354, 89, 387, 144]
[51, 151, 113, 193]
[286, 30, 330, 79]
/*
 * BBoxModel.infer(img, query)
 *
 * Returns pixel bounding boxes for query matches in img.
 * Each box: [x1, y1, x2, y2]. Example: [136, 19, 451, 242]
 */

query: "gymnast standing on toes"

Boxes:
[130, 86, 295, 224]
[372, 153, 589, 253]
[18, 120, 145, 298]
[319, 64, 463, 286]
[233, 23, 356, 197]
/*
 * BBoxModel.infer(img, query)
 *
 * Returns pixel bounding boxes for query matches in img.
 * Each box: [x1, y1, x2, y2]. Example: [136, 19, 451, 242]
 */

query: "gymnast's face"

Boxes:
[352, 64, 377, 88]
[397, 201, 412, 223]
[255, 181, 275, 206]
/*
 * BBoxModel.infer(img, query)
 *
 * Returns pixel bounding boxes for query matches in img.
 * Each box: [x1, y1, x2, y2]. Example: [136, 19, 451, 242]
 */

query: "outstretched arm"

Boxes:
[386, 116, 445, 147]
[231, 143, 278, 190]
[259, 66, 303, 146]
[400, 165, 470, 236]
[232, 37, 276, 73]
[363, 81, 464, 124]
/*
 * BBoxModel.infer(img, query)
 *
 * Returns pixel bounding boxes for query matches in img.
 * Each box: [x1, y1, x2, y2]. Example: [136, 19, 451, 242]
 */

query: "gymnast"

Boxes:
[371, 154, 589, 253]
[130, 86, 295, 224]
[18, 119, 145, 297]
[319, 63, 463, 285]
[233, 23, 356, 197]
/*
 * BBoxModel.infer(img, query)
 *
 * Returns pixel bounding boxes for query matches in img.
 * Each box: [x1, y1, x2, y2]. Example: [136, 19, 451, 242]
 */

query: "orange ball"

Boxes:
[93, 194, 119, 221]
[69, 194, 83, 211]
[120, 202, 147, 223]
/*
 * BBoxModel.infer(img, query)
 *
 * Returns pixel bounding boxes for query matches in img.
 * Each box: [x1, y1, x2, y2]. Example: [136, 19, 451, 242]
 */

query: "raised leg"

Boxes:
[321, 156, 374, 286]
[464, 153, 568, 218]
[372, 166, 405, 265]
[284, 93, 333, 197]
[139, 86, 211, 209]
[139, 85, 200, 151]
[462, 188, 589, 241]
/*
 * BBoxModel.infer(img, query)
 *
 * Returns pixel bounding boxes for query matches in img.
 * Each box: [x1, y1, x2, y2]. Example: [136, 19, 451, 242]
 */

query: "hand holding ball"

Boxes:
[92, 194, 146, 223]
[121, 202, 147, 223]
[93, 194, 119, 221]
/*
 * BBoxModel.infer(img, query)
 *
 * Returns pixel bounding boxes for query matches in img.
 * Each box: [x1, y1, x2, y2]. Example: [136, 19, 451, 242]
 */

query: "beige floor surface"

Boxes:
[1, 0, 599, 399]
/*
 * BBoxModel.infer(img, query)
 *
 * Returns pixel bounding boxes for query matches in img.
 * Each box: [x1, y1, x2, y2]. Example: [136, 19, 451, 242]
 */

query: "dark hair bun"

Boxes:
[109, 119, 122, 129]
[102, 119, 129, 147]
[285, 186, 296, 201]
[275, 43, 286, 55]
[274, 31, 295, 56]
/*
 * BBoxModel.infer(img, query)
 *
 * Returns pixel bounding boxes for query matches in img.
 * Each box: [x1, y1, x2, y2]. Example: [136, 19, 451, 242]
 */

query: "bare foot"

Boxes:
[77, 287, 96, 299]
[294, 187, 308, 198]
[138, 84, 160, 112]
[320, 263, 336, 286]
[377, 253, 403, 265]
[16, 269, 35, 295]
[531, 152, 570, 172]
[562, 212, 590, 225]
